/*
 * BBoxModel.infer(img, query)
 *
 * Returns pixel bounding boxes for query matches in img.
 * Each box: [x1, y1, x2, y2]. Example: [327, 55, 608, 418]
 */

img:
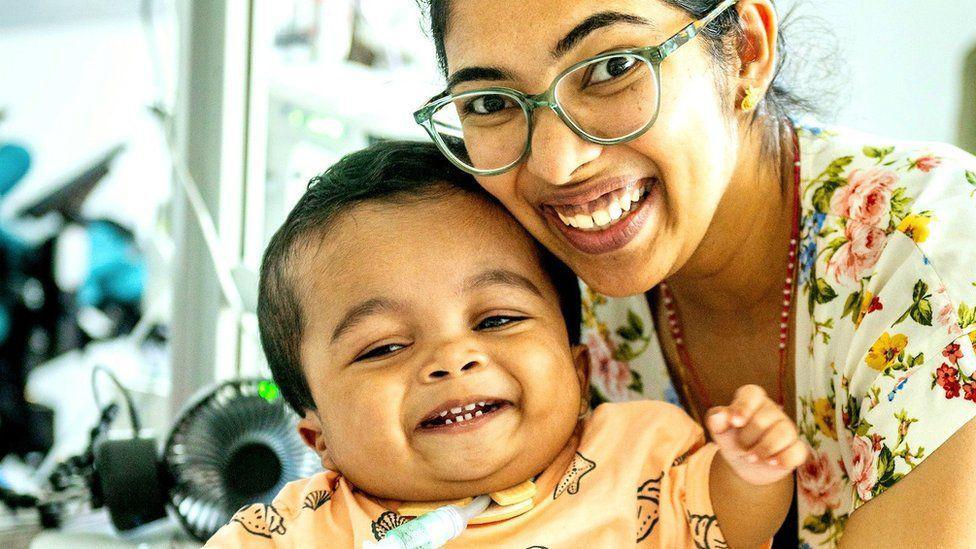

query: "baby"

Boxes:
[206, 141, 807, 548]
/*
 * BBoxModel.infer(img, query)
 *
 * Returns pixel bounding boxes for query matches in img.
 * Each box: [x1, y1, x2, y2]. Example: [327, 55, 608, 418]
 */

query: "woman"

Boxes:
[413, 0, 976, 546]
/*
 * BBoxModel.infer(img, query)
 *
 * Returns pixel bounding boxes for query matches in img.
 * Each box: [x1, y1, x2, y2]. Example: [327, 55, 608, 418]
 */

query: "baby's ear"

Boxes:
[297, 411, 338, 471]
[571, 344, 591, 405]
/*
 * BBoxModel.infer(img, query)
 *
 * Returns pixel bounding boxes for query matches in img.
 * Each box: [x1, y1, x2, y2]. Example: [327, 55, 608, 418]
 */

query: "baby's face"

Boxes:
[294, 190, 587, 502]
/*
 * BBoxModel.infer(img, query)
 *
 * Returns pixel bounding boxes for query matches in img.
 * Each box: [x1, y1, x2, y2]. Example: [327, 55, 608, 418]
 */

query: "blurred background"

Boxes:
[0, 0, 973, 547]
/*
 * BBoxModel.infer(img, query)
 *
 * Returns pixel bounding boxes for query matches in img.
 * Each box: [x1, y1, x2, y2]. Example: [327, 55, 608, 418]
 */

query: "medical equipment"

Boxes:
[364, 495, 491, 549]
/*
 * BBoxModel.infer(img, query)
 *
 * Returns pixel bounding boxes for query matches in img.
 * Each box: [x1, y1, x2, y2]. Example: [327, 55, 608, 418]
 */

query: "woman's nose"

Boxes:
[418, 341, 489, 383]
[525, 109, 602, 184]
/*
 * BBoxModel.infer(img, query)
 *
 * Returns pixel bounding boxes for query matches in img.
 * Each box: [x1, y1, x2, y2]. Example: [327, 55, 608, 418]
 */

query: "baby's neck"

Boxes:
[367, 427, 582, 508]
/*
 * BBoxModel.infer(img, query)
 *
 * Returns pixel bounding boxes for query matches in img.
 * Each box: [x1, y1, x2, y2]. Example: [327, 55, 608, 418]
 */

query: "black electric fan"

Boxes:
[90, 377, 321, 541]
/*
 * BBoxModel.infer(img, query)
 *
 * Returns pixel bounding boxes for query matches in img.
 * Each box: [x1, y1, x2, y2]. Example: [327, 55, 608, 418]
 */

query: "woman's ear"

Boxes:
[571, 344, 592, 414]
[297, 411, 338, 471]
[734, 0, 779, 104]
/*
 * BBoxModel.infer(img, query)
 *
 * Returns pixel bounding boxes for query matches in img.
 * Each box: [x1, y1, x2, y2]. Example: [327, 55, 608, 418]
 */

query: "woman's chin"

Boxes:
[576, 267, 660, 297]
[566, 237, 674, 297]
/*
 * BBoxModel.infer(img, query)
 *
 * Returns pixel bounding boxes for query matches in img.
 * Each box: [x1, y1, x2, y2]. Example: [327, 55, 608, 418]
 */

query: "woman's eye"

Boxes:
[465, 94, 513, 115]
[475, 315, 527, 330]
[586, 56, 637, 85]
[354, 343, 407, 362]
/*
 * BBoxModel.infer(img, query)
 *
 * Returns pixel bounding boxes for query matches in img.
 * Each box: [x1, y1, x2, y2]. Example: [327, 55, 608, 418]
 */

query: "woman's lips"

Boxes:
[544, 177, 660, 255]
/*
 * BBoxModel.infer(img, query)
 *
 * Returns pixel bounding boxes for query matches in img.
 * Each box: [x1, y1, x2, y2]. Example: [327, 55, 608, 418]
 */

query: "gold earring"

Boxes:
[741, 85, 761, 111]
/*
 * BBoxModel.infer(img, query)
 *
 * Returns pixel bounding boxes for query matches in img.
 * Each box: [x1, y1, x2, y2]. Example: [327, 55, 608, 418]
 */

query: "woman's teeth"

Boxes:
[554, 185, 645, 230]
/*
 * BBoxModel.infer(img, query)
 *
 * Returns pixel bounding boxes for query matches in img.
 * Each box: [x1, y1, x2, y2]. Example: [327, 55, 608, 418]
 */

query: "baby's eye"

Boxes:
[475, 315, 527, 331]
[354, 343, 407, 362]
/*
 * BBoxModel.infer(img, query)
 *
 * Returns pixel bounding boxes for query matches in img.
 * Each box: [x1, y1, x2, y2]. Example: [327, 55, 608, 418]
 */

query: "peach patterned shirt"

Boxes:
[205, 402, 728, 548]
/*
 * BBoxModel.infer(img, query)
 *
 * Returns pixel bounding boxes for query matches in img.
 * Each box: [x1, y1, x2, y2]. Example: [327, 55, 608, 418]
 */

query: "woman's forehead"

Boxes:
[443, 0, 681, 76]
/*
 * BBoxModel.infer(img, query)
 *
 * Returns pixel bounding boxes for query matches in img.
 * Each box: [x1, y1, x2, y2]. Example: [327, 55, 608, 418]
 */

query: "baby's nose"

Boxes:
[424, 360, 480, 381]
[418, 342, 488, 382]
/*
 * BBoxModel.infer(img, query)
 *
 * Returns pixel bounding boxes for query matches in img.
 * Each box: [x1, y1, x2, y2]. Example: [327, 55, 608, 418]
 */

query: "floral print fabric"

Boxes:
[580, 123, 976, 547]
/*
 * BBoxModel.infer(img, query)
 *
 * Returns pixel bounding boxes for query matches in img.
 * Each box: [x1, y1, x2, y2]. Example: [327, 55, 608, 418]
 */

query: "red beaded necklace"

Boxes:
[658, 126, 801, 412]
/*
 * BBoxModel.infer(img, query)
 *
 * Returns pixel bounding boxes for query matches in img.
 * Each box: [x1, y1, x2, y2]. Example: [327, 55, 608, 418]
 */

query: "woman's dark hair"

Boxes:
[419, 0, 822, 164]
[258, 140, 582, 415]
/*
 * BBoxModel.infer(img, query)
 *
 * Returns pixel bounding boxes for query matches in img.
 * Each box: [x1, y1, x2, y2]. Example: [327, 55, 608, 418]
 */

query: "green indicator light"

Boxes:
[258, 380, 280, 402]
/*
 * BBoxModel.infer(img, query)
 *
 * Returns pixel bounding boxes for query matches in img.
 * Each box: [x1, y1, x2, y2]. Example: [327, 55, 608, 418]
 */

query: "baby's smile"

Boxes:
[417, 397, 514, 431]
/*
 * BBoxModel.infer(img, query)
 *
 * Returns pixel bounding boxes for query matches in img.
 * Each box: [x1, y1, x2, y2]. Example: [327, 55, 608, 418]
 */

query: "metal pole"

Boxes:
[169, 0, 251, 416]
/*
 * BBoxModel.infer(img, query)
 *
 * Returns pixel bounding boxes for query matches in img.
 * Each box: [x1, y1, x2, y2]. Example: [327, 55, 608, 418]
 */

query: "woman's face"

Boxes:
[443, 0, 743, 297]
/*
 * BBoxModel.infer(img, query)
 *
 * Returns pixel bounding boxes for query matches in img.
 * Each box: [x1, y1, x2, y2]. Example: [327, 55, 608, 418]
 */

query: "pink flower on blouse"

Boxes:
[934, 285, 962, 337]
[850, 435, 878, 502]
[827, 221, 888, 283]
[938, 302, 962, 337]
[797, 450, 842, 515]
[831, 168, 898, 226]
[584, 331, 633, 401]
[914, 156, 942, 172]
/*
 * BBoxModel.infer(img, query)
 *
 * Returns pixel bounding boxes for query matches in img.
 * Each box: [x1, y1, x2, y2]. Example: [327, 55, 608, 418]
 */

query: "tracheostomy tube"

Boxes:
[363, 495, 492, 549]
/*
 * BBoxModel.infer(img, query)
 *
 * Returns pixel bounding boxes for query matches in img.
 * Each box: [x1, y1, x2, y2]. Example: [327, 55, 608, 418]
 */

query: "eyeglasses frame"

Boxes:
[413, 0, 738, 176]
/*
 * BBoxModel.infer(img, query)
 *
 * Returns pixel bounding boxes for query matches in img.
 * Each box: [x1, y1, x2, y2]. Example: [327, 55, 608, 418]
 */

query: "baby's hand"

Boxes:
[705, 385, 809, 486]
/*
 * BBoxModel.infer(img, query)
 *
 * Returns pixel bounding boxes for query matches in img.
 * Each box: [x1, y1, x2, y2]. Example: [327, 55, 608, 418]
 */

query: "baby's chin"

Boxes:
[355, 447, 551, 503]
[389, 462, 547, 503]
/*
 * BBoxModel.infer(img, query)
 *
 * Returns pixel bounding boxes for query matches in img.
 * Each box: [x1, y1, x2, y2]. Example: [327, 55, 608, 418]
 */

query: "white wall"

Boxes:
[779, 0, 976, 151]
[0, 6, 173, 238]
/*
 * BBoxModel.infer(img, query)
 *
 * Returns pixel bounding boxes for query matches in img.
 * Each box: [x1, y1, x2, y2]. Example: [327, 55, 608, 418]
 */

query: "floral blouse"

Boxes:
[580, 123, 976, 547]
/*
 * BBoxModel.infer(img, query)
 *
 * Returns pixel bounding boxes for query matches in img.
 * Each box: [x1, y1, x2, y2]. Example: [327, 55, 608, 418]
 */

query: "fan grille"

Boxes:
[163, 379, 320, 540]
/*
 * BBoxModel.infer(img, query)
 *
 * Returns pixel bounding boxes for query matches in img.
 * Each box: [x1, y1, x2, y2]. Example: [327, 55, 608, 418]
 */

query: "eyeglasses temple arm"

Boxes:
[654, 0, 738, 62]
[414, 91, 450, 124]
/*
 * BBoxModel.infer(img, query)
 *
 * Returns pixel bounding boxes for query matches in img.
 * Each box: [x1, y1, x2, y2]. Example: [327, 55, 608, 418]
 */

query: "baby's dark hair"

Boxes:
[258, 140, 582, 416]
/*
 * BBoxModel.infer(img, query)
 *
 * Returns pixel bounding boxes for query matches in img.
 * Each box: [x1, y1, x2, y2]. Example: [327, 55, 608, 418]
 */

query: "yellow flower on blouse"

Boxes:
[813, 398, 838, 440]
[866, 332, 909, 371]
[897, 214, 932, 243]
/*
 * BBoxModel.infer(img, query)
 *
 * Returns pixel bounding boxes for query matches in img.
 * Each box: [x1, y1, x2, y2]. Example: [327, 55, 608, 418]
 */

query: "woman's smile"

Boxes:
[541, 175, 662, 255]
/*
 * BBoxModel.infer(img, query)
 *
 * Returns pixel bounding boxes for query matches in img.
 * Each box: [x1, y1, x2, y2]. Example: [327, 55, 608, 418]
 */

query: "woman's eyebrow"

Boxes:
[553, 11, 657, 58]
[446, 11, 657, 91]
[447, 66, 518, 92]
[331, 298, 401, 344]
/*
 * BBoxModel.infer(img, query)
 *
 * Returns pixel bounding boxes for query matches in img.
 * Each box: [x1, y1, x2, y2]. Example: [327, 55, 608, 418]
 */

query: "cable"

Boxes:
[91, 365, 142, 436]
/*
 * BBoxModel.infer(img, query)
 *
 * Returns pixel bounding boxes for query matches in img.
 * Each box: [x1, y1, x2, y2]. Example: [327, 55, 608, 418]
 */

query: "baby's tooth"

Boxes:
[475, 410, 483, 417]
[478, 401, 486, 406]
[576, 214, 595, 229]
[445, 419, 453, 424]
[440, 411, 448, 417]
[450, 407, 462, 414]
[464, 413, 473, 420]
[620, 193, 632, 211]
[557, 211, 571, 226]
[455, 416, 464, 423]
[630, 188, 641, 202]
[464, 403, 476, 411]
[608, 200, 623, 221]
[592, 209, 611, 226]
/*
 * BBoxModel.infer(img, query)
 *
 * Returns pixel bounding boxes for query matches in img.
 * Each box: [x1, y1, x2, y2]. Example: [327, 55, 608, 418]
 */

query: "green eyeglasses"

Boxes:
[413, 0, 738, 176]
